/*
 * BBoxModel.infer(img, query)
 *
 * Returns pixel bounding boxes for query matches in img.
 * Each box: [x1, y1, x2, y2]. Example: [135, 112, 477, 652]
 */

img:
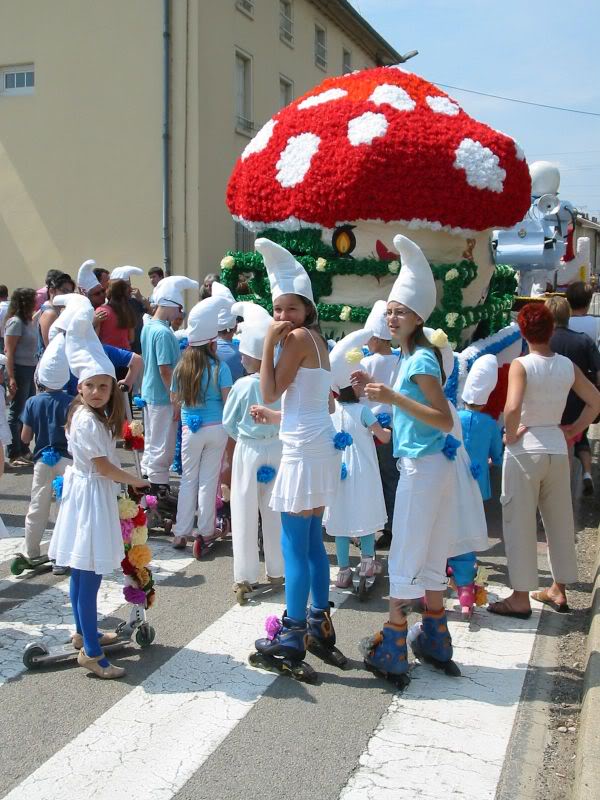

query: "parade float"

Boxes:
[221, 65, 535, 401]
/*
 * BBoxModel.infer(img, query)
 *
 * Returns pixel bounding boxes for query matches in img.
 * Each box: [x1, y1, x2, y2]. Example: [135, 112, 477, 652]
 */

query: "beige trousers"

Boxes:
[501, 452, 577, 591]
[24, 457, 72, 559]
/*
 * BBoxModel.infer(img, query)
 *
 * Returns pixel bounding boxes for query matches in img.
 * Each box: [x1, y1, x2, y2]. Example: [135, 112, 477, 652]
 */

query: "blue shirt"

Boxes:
[392, 347, 446, 459]
[458, 409, 504, 501]
[222, 373, 280, 441]
[216, 338, 244, 382]
[172, 359, 233, 425]
[21, 390, 72, 461]
[141, 320, 181, 406]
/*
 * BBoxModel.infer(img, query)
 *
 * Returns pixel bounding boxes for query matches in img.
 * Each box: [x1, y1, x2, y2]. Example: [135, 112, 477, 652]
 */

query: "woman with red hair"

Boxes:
[489, 303, 600, 618]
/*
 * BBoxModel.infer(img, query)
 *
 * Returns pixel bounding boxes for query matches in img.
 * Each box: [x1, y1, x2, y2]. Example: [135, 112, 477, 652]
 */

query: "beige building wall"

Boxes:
[0, 0, 397, 295]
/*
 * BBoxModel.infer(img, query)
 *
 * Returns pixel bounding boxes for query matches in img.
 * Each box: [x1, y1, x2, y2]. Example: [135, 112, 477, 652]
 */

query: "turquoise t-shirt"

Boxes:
[392, 347, 446, 459]
[171, 359, 233, 425]
[141, 320, 181, 406]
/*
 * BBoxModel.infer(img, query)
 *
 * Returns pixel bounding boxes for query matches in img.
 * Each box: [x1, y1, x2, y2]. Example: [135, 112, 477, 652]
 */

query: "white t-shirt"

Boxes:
[569, 315, 600, 347]
[360, 352, 399, 416]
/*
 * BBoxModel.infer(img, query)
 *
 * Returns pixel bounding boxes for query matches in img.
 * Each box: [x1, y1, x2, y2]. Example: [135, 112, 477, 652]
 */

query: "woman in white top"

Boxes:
[489, 303, 600, 619]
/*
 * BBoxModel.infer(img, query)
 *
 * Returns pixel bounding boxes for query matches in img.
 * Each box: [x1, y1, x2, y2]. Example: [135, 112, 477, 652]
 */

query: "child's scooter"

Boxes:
[10, 553, 51, 577]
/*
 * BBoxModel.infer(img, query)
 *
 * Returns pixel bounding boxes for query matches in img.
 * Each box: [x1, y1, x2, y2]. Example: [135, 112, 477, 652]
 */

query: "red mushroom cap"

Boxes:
[227, 66, 531, 235]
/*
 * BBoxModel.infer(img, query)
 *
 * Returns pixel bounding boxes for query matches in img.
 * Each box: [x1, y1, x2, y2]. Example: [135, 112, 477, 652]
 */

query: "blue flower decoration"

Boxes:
[257, 465, 277, 483]
[470, 461, 482, 480]
[376, 412, 391, 428]
[133, 396, 147, 409]
[170, 420, 183, 475]
[178, 337, 189, 352]
[341, 462, 348, 480]
[442, 434, 461, 461]
[185, 412, 203, 433]
[52, 475, 64, 500]
[333, 431, 353, 450]
[40, 447, 61, 467]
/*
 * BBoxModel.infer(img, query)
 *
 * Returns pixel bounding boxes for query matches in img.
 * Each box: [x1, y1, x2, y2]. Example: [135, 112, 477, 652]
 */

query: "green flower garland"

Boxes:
[220, 229, 516, 350]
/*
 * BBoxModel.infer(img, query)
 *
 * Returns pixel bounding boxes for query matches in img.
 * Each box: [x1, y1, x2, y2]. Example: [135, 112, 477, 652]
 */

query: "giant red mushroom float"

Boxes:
[224, 66, 531, 344]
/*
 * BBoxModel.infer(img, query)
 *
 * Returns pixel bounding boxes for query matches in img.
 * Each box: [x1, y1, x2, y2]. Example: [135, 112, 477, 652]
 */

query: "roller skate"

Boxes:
[456, 583, 475, 620]
[306, 603, 348, 669]
[248, 613, 317, 684]
[407, 608, 461, 677]
[335, 567, 353, 588]
[355, 556, 383, 601]
[10, 553, 51, 577]
[360, 621, 410, 689]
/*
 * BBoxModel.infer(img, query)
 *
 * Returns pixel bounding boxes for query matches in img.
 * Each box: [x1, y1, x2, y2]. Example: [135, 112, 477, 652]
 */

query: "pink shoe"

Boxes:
[358, 556, 383, 579]
[335, 567, 353, 588]
[457, 583, 475, 619]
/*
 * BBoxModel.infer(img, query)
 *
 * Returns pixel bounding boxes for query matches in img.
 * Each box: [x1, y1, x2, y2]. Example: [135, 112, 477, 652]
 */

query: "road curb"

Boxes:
[573, 530, 600, 800]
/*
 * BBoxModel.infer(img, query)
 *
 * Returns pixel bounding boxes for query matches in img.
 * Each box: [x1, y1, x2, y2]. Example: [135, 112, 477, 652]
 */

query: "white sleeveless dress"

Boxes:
[324, 401, 387, 536]
[269, 330, 341, 514]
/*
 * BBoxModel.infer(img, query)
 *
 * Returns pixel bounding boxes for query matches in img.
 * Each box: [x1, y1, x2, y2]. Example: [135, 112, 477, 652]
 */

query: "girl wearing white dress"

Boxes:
[48, 307, 148, 679]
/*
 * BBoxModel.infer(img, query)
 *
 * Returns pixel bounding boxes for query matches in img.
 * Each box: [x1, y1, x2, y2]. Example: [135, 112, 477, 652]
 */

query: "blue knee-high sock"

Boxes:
[335, 536, 350, 568]
[69, 569, 82, 635]
[448, 551, 477, 586]
[77, 570, 108, 665]
[360, 533, 375, 557]
[308, 514, 330, 610]
[280, 512, 311, 622]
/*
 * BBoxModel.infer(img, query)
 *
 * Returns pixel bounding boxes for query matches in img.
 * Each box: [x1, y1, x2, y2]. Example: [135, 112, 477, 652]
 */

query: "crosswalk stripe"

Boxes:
[338, 589, 543, 800]
[0, 538, 195, 686]
[3, 576, 351, 800]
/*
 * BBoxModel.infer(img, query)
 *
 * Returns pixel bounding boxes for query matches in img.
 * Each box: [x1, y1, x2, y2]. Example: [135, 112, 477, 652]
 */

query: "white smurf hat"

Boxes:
[211, 281, 237, 330]
[186, 296, 230, 347]
[153, 275, 199, 309]
[388, 234, 436, 322]
[37, 332, 70, 390]
[50, 294, 94, 340]
[462, 354, 499, 405]
[232, 301, 272, 360]
[77, 259, 100, 293]
[65, 307, 116, 382]
[365, 299, 391, 341]
[255, 238, 314, 306]
[330, 328, 373, 393]
[110, 265, 144, 281]
[423, 327, 455, 385]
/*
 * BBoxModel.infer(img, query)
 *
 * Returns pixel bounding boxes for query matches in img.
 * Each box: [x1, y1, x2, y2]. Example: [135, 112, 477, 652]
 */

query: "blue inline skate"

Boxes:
[249, 613, 317, 684]
[306, 603, 348, 669]
[407, 609, 461, 676]
[361, 621, 411, 689]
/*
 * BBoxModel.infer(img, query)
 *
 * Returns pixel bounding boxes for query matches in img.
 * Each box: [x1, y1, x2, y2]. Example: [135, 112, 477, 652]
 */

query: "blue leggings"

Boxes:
[447, 551, 477, 586]
[335, 534, 375, 567]
[281, 512, 330, 621]
[69, 568, 108, 663]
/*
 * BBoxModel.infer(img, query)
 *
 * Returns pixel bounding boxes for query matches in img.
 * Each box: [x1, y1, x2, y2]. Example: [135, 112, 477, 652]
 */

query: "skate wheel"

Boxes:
[10, 557, 26, 576]
[357, 576, 367, 602]
[135, 624, 156, 648]
[192, 537, 204, 560]
[23, 642, 49, 670]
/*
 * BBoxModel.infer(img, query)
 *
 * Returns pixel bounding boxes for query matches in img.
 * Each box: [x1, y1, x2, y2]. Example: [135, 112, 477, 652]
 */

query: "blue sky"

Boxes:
[349, 0, 600, 216]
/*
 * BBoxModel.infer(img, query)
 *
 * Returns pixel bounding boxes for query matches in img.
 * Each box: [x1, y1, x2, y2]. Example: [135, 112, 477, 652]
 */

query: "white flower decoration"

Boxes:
[445, 312, 459, 327]
[220, 255, 235, 269]
[453, 138, 506, 193]
[449, 341, 458, 350]
[345, 348, 363, 365]
[316, 257, 327, 272]
[444, 268, 459, 281]
[388, 260, 400, 274]
[339, 305, 352, 322]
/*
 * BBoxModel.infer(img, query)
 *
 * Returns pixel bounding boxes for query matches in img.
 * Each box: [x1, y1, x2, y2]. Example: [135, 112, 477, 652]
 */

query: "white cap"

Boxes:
[77, 259, 100, 293]
[330, 328, 373, 393]
[211, 281, 237, 330]
[153, 275, 199, 309]
[388, 234, 436, 322]
[462, 354, 498, 405]
[50, 294, 94, 341]
[255, 238, 314, 306]
[232, 301, 273, 360]
[364, 299, 391, 341]
[37, 332, 70, 390]
[423, 327, 454, 385]
[65, 307, 116, 382]
[186, 296, 230, 347]
[110, 266, 144, 281]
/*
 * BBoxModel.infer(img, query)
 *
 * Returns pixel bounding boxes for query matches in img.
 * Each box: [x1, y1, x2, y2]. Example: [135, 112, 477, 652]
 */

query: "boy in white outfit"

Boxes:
[222, 302, 284, 604]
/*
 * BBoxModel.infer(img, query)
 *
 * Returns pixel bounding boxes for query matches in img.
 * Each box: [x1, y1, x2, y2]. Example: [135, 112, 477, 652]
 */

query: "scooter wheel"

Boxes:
[10, 557, 26, 576]
[23, 642, 49, 669]
[192, 537, 204, 560]
[135, 625, 156, 648]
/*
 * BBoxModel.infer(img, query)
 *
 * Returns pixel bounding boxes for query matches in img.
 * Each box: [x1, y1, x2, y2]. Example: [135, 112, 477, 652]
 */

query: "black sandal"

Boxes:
[487, 600, 532, 620]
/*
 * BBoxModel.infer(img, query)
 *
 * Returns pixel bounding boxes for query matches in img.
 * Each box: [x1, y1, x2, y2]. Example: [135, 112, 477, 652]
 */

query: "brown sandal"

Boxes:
[531, 590, 570, 614]
[488, 599, 532, 620]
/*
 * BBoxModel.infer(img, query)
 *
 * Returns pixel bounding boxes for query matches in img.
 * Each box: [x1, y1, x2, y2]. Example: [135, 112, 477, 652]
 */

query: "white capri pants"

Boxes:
[502, 452, 577, 591]
[174, 423, 228, 538]
[141, 402, 178, 485]
[388, 451, 453, 600]
[23, 457, 72, 559]
[231, 436, 284, 584]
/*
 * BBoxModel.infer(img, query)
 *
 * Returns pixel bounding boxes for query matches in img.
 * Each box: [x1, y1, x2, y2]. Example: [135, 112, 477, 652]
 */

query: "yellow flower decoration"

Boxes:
[388, 260, 400, 274]
[429, 329, 448, 349]
[130, 420, 144, 438]
[315, 257, 327, 272]
[131, 525, 148, 546]
[127, 544, 152, 568]
[339, 305, 352, 322]
[220, 255, 235, 270]
[345, 348, 364, 365]
[118, 497, 139, 521]
[135, 567, 150, 587]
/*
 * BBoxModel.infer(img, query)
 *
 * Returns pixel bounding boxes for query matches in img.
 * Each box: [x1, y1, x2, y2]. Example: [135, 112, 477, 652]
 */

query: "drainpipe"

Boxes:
[162, 0, 172, 275]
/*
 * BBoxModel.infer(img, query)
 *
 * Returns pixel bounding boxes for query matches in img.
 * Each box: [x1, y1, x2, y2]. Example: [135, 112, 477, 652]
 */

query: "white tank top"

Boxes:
[279, 329, 334, 446]
[507, 352, 574, 456]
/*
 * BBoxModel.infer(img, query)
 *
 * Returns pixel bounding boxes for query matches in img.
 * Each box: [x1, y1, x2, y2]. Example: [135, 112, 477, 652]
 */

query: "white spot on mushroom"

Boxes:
[454, 138, 506, 193]
[369, 83, 415, 112]
[298, 88, 348, 109]
[275, 132, 321, 187]
[514, 141, 525, 160]
[426, 96, 460, 116]
[347, 112, 389, 146]
[241, 118, 278, 161]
